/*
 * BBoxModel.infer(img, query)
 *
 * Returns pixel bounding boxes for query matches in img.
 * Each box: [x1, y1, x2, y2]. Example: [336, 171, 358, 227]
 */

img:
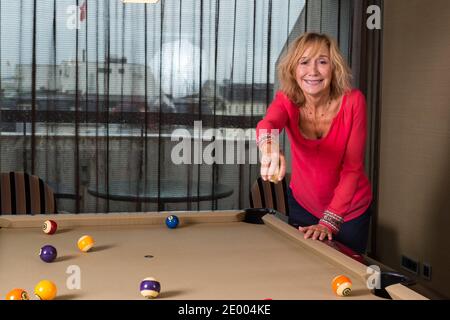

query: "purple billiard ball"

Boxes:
[39, 245, 57, 263]
[140, 277, 161, 298]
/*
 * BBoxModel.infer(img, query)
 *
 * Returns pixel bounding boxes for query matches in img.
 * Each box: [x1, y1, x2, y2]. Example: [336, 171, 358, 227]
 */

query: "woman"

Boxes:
[256, 32, 373, 254]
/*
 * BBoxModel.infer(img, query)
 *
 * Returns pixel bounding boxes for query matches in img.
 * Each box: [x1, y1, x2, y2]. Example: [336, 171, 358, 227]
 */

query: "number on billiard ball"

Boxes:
[165, 215, 179, 229]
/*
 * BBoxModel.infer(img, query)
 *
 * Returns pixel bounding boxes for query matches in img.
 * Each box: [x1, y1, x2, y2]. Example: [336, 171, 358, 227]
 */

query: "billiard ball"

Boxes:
[269, 173, 278, 183]
[165, 215, 179, 229]
[140, 277, 161, 299]
[39, 245, 57, 263]
[42, 220, 57, 234]
[77, 235, 95, 252]
[34, 280, 57, 300]
[5, 288, 29, 300]
[269, 166, 280, 183]
[332, 275, 352, 297]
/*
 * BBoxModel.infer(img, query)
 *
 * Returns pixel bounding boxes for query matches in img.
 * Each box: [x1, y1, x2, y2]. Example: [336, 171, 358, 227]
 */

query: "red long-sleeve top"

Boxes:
[256, 89, 372, 224]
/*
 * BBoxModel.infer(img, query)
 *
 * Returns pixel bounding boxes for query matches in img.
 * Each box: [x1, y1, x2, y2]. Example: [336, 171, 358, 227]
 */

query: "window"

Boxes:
[98, 68, 112, 74]
[0, 0, 355, 214]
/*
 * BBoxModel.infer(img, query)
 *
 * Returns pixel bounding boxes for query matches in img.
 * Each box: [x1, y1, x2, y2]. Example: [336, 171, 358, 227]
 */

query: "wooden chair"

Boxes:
[0, 172, 57, 215]
[249, 176, 289, 216]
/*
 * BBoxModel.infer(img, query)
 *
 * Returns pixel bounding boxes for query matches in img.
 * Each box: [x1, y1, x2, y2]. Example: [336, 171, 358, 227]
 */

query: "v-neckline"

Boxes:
[297, 94, 346, 143]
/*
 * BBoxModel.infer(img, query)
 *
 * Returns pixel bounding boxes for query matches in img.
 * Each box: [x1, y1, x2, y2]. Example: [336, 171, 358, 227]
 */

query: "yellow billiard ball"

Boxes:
[332, 275, 352, 297]
[77, 235, 95, 252]
[35, 280, 57, 300]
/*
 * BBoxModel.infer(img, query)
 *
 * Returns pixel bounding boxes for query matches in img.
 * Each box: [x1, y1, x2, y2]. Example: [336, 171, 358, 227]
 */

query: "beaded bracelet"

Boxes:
[319, 210, 344, 234]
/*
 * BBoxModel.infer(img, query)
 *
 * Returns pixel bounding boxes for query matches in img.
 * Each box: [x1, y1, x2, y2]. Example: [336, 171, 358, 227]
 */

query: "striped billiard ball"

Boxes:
[332, 275, 352, 297]
[43, 220, 57, 234]
[140, 277, 161, 299]
[77, 235, 95, 252]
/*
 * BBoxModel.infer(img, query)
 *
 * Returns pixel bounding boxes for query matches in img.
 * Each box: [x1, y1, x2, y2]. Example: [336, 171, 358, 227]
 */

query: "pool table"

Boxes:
[0, 210, 426, 300]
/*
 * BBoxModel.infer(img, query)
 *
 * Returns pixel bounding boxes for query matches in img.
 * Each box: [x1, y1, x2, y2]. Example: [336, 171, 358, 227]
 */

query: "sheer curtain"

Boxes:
[0, 0, 359, 213]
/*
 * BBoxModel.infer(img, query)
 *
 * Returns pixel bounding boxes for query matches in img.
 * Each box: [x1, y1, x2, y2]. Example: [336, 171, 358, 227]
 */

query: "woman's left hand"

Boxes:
[299, 224, 333, 241]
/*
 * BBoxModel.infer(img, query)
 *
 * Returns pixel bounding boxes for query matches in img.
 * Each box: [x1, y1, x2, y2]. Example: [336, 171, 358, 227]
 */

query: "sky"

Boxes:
[1, 0, 306, 85]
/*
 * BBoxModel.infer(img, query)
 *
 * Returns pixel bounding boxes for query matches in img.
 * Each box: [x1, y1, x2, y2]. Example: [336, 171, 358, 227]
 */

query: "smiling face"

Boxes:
[295, 43, 333, 100]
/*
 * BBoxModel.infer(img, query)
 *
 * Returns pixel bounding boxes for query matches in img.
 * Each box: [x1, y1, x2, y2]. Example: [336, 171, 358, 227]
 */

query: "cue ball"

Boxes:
[34, 280, 57, 300]
[43, 220, 57, 234]
[77, 235, 95, 252]
[140, 277, 161, 299]
[5, 288, 29, 300]
[269, 166, 280, 183]
[39, 245, 57, 263]
[165, 215, 179, 229]
[332, 275, 352, 297]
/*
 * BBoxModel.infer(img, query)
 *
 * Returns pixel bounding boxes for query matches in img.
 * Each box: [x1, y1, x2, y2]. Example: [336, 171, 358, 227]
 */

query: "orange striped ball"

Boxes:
[332, 275, 352, 297]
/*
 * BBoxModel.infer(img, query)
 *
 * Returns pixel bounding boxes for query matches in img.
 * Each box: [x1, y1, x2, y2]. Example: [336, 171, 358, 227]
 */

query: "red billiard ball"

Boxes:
[43, 220, 57, 235]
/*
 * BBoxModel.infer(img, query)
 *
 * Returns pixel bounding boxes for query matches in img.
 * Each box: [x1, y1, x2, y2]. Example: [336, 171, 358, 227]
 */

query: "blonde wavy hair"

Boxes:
[278, 32, 352, 106]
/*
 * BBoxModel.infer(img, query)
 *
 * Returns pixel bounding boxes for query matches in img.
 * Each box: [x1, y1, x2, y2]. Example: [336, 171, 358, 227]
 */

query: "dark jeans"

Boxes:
[287, 188, 371, 254]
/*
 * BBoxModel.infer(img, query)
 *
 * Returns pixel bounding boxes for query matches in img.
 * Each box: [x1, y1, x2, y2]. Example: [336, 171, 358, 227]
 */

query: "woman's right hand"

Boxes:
[260, 143, 286, 183]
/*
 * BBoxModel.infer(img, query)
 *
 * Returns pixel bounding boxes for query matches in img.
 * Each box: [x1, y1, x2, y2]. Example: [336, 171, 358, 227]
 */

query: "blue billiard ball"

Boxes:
[165, 215, 179, 229]
[39, 245, 57, 263]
